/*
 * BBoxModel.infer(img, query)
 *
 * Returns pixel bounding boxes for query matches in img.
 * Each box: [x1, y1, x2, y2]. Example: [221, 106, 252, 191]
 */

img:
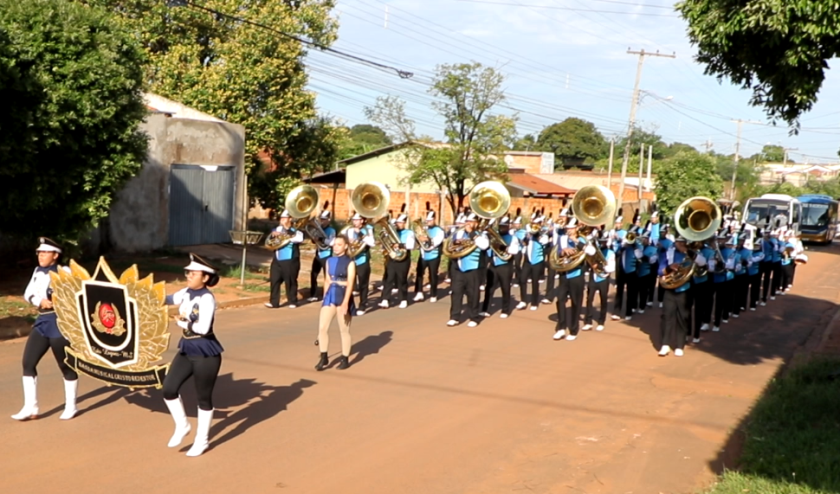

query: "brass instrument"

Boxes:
[349, 182, 408, 261]
[412, 218, 434, 251]
[265, 185, 321, 251]
[659, 197, 721, 289]
[443, 181, 511, 259]
[550, 185, 616, 272]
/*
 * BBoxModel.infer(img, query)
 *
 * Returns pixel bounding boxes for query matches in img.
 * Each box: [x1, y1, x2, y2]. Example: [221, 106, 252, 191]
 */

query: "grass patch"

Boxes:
[0, 297, 37, 322]
[221, 264, 266, 281]
[241, 283, 270, 293]
[705, 357, 840, 494]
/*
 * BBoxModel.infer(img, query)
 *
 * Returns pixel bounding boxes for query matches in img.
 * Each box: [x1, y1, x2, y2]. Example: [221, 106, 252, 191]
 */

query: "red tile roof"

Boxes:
[507, 172, 575, 196]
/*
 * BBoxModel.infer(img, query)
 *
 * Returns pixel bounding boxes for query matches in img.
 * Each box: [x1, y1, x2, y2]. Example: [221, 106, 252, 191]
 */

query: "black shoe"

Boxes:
[337, 356, 350, 370]
[315, 352, 329, 371]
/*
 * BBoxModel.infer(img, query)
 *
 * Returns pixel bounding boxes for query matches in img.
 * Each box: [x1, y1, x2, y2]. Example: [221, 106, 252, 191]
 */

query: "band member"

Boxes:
[480, 216, 521, 318]
[780, 231, 796, 292]
[693, 239, 715, 338]
[447, 213, 490, 327]
[12, 238, 78, 421]
[657, 236, 697, 356]
[636, 228, 658, 314]
[710, 233, 736, 331]
[732, 232, 749, 317]
[379, 214, 415, 309]
[414, 211, 446, 303]
[266, 210, 303, 309]
[346, 213, 376, 316]
[747, 230, 764, 311]
[759, 224, 776, 305]
[315, 235, 356, 371]
[379, 213, 397, 294]
[445, 213, 466, 284]
[656, 224, 673, 307]
[770, 227, 783, 297]
[583, 232, 615, 332]
[516, 215, 549, 311]
[544, 208, 569, 304]
[610, 213, 628, 320]
[511, 216, 526, 288]
[162, 254, 223, 457]
[614, 225, 641, 320]
[307, 211, 336, 302]
[552, 219, 586, 340]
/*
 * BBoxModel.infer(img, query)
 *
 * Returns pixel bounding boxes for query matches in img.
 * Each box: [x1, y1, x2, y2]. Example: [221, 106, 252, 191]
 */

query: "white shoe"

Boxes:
[444, 278, 451, 283]
[674, 348, 684, 357]
[352, 290, 359, 296]
[378, 300, 389, 308]
[625, 316, 632, 321]
[264, 302, 275, 308]
[781, 291, 787, 296]
[712, 326, 720, 332]
[582, 324, 593, 331]
[541, 298, 551, 304]
[307, 297, 318, 302]
[553, 329, 567, 340]
[389, 288, 397, 294]
[596, 325, 604, 331]
[186, 408, 213, 457]
[760, 301, 767, 306]
[700, 323, 710, 331]
[637, 309, 645, 314]
[516, 302, 527, 310]
[446, 319, 458, 327]
[59, 379, 78, 420]
[722, 319, 729, 324]
[566, 335, 577, 341]
[610, 315, 620, 321]
[692, 338, 701, 343]
[500, 313, 509, 319]
[414, 293, 424, 302]
[467, 321, 478, 328]
[770, 296, 776, 300]
[398, 301, 407, 309]
[750, 307, 756, 311]
[732, 314, 739, 318]
[164, 397, 191, 447]
[430, 297, 437, 303]
[424, 284, 431, 290]
[539, 279, 545, 284]
[479, 285, 485, 291]
[554, 274, 560, 279]
[288, 304, 297, 309]
[11, 376, 38, 421]
[658, 345, 671, 356]
[479, 312, 491, 317]
[646, 302, 653, 307]
[632, 308, 636, 313]
[512, 283, 519, 288]
[530, 305, 537, 311]
[659, 302, 663, 308]
[356, 310, 365, 316]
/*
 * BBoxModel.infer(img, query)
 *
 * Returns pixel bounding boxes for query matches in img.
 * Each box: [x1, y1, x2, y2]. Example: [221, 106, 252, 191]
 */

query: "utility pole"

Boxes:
[730, 119, 762, 200]
[606, 138, 615, 187]
[646, 143, 653, 198]
[703, 139, 713, 153]
[783, 147, 798, 166]
[638, 143, 644, 202]
[618, 48, 676, 212]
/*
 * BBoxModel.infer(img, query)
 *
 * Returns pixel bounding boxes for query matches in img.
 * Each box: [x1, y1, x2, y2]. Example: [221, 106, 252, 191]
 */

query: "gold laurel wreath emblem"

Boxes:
[50, 257, 170, 371]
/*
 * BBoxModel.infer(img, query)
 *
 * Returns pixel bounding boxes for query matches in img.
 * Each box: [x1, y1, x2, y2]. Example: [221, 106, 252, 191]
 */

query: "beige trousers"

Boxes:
[318, 305, 352, 356]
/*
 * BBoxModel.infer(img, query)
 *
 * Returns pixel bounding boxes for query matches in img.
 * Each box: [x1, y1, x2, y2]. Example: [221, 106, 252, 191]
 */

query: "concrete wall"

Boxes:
[345, 149, 441, 194]
[106, 113, 246, 252]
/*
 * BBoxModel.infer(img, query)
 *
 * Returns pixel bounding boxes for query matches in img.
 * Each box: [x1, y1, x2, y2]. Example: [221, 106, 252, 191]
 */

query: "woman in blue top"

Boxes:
[162, 253, 223, 457]
[316, 235, 356, 371]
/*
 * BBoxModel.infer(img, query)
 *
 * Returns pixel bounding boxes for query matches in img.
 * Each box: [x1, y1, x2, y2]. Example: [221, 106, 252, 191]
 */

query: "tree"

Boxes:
[678, 0, 840, 127]
[536, 118, 606, 167]
[0, 0, 148, 243]
[760, 144, 786, 163]
[662, 142, 699, 159]
[89, 0, 339, 208]
[655, 152, 724, 220]
[366, 63, 515, 213]
[336, 124, 393, 159]
[513, 134, 536, 151]
[617, 126, 668, 172]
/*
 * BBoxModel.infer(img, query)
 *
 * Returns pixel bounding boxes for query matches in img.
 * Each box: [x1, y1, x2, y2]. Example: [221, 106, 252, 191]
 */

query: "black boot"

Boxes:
[337, 356, 350, 370]
[315, 352, 329, 371]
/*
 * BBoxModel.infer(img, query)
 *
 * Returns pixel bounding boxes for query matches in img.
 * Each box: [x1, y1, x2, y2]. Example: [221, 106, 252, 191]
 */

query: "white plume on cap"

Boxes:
[425, 211, 436, 221]
[465, 212, 478, 221]
[279, 210, 292, 218]
[351, 213, 363, 220]
[396, 214, 408, 223]
[319, 210, 331, 220]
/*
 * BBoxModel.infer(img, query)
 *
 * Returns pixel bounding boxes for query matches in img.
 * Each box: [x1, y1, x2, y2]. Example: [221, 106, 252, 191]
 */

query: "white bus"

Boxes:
[743, 193, 802, 233]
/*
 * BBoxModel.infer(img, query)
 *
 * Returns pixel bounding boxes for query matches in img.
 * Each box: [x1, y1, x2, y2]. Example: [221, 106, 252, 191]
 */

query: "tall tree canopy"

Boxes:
[678, 0, 839, 127]
[89, 0, 340, 207]
[655, 151, 724, 220]
[366, 63, 515, 213]
[0, 0, 148, 242]
[536, 118, 606, 167]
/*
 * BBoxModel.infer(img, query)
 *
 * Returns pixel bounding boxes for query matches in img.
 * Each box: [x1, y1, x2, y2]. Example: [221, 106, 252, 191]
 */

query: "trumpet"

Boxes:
[659, 197, 721, 289]
[443, 181, 511, 259]
[266, 185, 321, 251]
[550, 185, 616, 272]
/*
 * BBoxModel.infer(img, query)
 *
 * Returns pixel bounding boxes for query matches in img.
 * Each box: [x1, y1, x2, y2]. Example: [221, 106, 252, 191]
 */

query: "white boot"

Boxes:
[164, 397, 191, 448]
[186, 408, 214, 457]
[59, 379, 78, 420]
[11, 376, 38, 421]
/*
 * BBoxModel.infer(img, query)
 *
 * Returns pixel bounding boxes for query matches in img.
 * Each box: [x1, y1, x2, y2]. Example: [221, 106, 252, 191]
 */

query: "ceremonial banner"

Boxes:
[50, 257, 171, 389]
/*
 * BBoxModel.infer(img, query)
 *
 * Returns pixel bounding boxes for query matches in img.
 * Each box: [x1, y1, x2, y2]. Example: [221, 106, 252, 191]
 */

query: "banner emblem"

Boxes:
[51, 257, 171, 389]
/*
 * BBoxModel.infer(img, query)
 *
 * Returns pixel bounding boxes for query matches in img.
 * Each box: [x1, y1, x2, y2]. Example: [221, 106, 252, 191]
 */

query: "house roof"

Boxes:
[338, 141, 448, 166]
[142, 93, 225, 123]
[302, 169, 346, 184]
[507, 172, 575, 196]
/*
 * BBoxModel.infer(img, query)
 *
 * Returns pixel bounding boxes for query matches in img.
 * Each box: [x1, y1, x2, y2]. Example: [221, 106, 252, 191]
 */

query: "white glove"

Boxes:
[634, 249, 643, 259]
[695, 253, 707, 266]
[538, 235, 549, 245]
[725, 258, 735, 270]
[708, 259, 716, 271]
[649, 254, 658, 264]
[584, 245, 596, 256]
[176, 319, 190, 330]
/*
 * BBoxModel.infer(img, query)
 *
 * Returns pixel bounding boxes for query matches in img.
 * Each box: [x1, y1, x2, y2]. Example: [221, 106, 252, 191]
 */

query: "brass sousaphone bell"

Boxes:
[549, 185, 616, 272]
[339, 182, 408, 261]
[442, 181, 511, 259]
[265, 185, 323, 251]
[659, 196, 721, 289]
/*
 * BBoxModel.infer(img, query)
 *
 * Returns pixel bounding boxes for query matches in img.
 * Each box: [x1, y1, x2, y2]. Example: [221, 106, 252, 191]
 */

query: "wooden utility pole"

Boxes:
[783, 147, 798, 166]
[618, 48, 676, 212]
[730, 119, 762, 200]
[638, 143, 644, 201]
[606, 138, 615, 187]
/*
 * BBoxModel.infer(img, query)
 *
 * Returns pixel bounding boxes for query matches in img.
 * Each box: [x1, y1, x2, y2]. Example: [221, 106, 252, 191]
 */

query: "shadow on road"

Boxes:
[350, 330, 393, 366]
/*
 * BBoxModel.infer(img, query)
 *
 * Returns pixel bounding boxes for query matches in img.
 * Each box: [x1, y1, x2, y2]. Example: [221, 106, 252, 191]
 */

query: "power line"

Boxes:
[455, 0, 680, 17]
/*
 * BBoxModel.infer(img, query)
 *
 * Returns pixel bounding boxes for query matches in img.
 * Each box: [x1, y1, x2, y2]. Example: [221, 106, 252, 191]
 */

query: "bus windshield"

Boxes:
[801, 203, 831, 227]
[745, 200, 789, 224]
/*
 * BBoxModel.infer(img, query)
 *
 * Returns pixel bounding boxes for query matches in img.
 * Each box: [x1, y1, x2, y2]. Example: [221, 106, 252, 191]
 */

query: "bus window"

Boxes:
[802, 203, 830, 227]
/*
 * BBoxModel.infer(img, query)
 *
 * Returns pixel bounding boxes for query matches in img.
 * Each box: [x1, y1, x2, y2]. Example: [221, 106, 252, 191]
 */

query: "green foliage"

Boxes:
[755, 177, 840, 200]
[336, 124, 393, 160]
[512, 134, 536, 151]
[618, 126, 669, 173]
[535, 118, 607, 166]
[655, 151, 723, 219]
[366, 63, 515, 213]
[677, 0, 840, 127]
[90, 0, 339, 209]
[761, 144, 786, 163]
[0, 0, 148, 244]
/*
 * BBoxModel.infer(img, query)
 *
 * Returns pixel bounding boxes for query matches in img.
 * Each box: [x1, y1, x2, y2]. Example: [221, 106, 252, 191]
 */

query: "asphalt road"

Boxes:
[1, 243, 838, 494]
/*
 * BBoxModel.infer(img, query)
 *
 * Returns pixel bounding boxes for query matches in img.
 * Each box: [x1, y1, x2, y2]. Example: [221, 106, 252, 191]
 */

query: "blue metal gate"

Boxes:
[168, 165, 235, 246]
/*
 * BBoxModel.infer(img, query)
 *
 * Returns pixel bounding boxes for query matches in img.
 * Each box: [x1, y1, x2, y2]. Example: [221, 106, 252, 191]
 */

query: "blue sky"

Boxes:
[305, 0, 840, 164]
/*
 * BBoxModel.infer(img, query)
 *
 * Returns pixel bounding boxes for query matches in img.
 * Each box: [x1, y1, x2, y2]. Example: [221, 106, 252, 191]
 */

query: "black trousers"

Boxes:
[772, 261, 783, 295]
[790, 263, 798, 287]
[22, 330, 77, 380]
[782, 263, 794, 291]
[748, 272, 761, 309]
[657, 278, 666, 303]
[520, 260, 544, 305]
[693, 280, 713, 332]
[732, 275, 748, 315]
[637, 273, 652, 311]
[661, 290, 688, 350]
[162, 353, 222, 410]
[382, 257, 411, 303]
[620, 271, 638, 317]
[512, 252, 523, 286]
[585, 278, 609, 326]
[478, 251, 489, 288]
[647, 269, 657, 304]
[270, 258, 299, 307]
[450, 268, 480, 321]
[355, 261, 371, 308]
[414, 256, 441, 298]
[309, 255, 327, 299]
[544, 264, 557, 302]
[613, 262, 626, 313]
[482, 263, 514, 314]
[713, 280, 732, 326]
[555, 275, 585, 334]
